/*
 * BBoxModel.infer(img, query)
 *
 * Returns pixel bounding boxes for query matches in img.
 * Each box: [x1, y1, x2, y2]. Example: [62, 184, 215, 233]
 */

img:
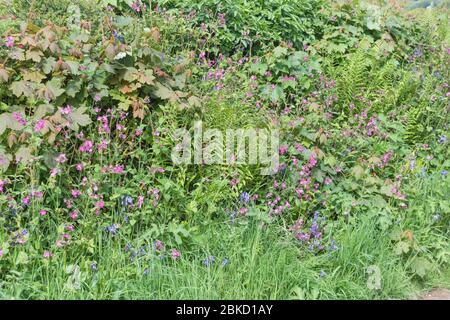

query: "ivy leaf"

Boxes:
[67, 107, 92, 131]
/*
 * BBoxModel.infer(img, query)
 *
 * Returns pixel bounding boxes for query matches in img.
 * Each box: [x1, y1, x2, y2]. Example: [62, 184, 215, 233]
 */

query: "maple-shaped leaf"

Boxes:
[10, 80, 34, 97]
[153, 83, 178, 101]
[15, 146, 33, 164]
[23, 70, 46, 83]
[410, 257, 432, 277]
[139, 69, 155, 85]
[0, 113, 9, 135]
[67, 107, 92, 131]
[25, 49, 44, 62]
[0, 68, 9, 83]
[34, 104, 55, 119]
[0, 152, 12, 172]
[38, 79, 65, 101]
[8, 48, 25, 61]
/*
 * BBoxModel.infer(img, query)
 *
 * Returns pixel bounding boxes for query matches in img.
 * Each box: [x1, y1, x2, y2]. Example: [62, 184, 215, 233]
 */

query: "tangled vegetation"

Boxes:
[0, 0, 449, 299]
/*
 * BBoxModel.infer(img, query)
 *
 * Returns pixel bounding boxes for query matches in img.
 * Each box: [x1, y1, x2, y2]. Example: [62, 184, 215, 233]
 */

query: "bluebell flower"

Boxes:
[221, 258, 229, 266]
[319, 270, 327, 278]
[121, 195, 134, 207]
[442, 170, 448, 176]
[21, 229, 28, 235]
[91, 262, 98, 271]
[329, 240, 338, 252]
[203, 255, 215, 267]
[438, 135, 448, 144]
[143, 268, 150, 276]
[106, 224, 118, 235]
[240, 192, 250, 203]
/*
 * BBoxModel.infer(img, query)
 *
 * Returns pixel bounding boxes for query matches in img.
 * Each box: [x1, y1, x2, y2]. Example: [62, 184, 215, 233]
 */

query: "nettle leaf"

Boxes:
[25, 49, 44, 62]
[0, 68, 9, 83]
[67, 107, 92, 131]
[15, 146, 33, 164]
[10, 80, 34, 97]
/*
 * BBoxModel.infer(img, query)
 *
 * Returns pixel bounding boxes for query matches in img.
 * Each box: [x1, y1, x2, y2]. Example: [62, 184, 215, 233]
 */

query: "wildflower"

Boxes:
[171, 249, 181, 260]
[56, 153, 67, 164]
[319, 270, 327, 278]
[43, 250, 52, 259]
[438, 135, 448, 144]
[138, 195, 144, 209]
[39, 209, 48, 216]
[0, 249, 3, 257]
[12, 112, 27, 126]
[153, 240, 164, 251]
[432, 214, 442, 222]
[60, 105, 72, 115]
[203, 255, 215, 267]
[329, 240, 338, 251]
[34, 119, 46, 132]
[112, 165, 125, 174]
[4, 36, 14, 47]
[79, 140, 94, 153]
[75, 163, 84, 171]
[143, 268, 150, 275]
[71, 189, 81, 198]
[121, 195, 133, 207]
[106, 224, 118, 235]
[91, 262, 98, 271]
[22, 196, 31, 206]
[442, 170, 448, 176]
[239, 207, 248, 215]
[221, 258, 229, 266]
[70, 211, 78, 220]
[239, 192, 250, 203]
[0, 180, 6, 193]
[50, 168, 59, 177]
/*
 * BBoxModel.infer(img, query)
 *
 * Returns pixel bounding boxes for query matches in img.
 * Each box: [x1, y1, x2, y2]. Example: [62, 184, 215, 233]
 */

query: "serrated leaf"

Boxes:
[67, 107, 91, 131]
[15, 146, 33, 164]
[0, 68, 9, 83]
[25, 49, 44, 62]
[10, 80, 34, 97]
[0, 152, 12, 172]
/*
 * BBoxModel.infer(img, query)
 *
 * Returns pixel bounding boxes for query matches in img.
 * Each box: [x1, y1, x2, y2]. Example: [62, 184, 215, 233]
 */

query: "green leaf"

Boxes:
[410, 257, 432, 277]
[15, 147, 33, 164]
[67, 107, 92, 131]
[10, 80, 34, 97]
[394, 241, 410, 255]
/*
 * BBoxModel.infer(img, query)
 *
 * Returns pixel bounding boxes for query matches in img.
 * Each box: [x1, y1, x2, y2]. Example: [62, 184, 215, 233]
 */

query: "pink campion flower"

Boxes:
[43, 250, 52, 258]
[5, 36, 14, 47]
[39, 210, 48, 216]
[79, 140, 94, 153]
[56, 153, 67, 164]
[71, 189, 81, 198]
[135, 128, 143, 136]
[138, 195, 144, 209]
[171, 249, 181, 260]
[154, 240, 164, 251]
[0, 180, 6, 193]
[97, 140, 109, 152]
[75, 163, 84, 171]
[94, 94, 101, 102]
[60, 105, 72, 115]
[22, 196, 31, 206]
[0, 249, 3, 257]
[112, 165, 124, 174]
[65, 225, 74, 231]
[279, 145, 288, 155]
[50, 168, 59, 177]
[239, 207, 248, 215]
[12, 112, 27, 126]
[34, 119, 46, 132]
[324, 177, 333, 185]
[70, 211, 78, 220]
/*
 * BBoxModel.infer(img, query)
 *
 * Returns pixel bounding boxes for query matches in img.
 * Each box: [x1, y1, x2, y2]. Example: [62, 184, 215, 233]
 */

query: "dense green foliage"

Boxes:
[0, 0, 449, 299]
